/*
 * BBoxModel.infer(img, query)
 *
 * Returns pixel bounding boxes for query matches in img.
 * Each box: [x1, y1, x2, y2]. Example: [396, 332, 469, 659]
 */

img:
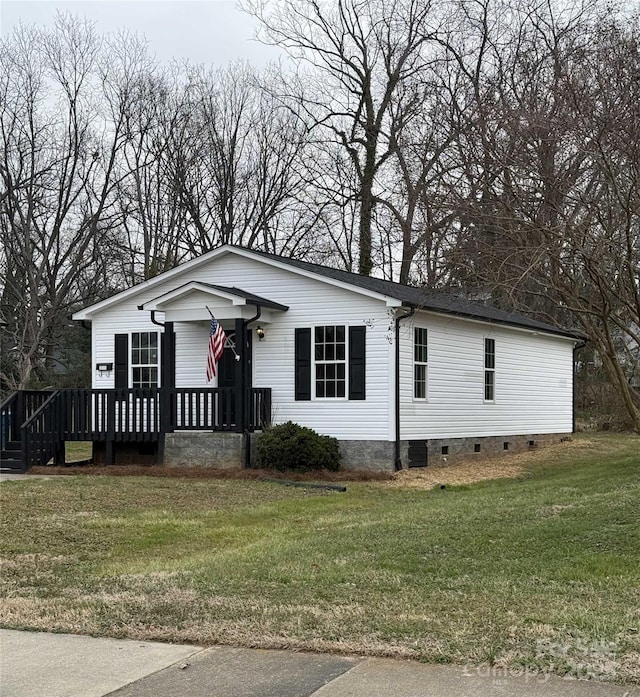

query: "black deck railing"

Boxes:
[1, 390, 55, 449]
[22, 391, 65, 467]
[4, 387, 272, 469]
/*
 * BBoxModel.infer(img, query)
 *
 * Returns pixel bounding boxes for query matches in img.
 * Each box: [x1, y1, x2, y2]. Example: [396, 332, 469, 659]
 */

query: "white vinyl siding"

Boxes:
[210, 257, 391, 440]
[87, 248, 575, 445]
[92, 309, 163, 389]
[399, 312, 574, 439]
[175, 321, 214, 388]
[90, 254, 393, 441]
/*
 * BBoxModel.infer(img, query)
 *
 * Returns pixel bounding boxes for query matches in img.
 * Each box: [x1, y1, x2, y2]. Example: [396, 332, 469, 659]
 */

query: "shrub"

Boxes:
[257, 421, 341, 472]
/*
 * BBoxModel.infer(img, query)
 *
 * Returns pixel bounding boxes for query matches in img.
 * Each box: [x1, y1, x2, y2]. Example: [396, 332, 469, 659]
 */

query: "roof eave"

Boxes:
[411, 303, 585, 341]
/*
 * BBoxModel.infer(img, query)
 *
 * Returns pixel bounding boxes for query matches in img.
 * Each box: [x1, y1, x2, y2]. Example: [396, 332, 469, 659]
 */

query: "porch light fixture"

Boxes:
[256, 326, 265, 341]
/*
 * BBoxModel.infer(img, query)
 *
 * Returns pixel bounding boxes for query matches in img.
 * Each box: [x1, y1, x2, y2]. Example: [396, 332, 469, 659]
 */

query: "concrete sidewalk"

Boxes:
[1, 629, 637, 697]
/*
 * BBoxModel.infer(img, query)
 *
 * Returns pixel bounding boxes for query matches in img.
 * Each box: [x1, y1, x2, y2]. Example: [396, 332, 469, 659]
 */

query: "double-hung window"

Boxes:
[484, 338, 495, 401]
[414, 327, 428, 399]
[314, 325, 346, 398]
[132, 332, 159, 388]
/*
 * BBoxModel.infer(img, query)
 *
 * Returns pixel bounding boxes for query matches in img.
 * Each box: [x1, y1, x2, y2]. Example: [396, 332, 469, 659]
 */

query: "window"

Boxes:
[296, 326, 365, 401]
[132, 332, 159, 388]
[414, 327, 428, 399]
[484, 338, 495, 401]
[314, 325, 346, 398]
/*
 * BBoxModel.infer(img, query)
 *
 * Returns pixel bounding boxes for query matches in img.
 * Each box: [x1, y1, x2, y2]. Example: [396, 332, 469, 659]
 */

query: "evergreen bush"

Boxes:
[257, 421, 341, 472]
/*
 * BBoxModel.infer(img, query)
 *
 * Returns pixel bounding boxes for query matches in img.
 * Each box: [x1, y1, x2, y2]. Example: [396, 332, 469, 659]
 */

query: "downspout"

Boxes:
[243, 305, 262, 331]
[242, 305, 262, 467]
[394, 306, 415, 471]
[136, 305, 165, 328]
[573, 338, 587, 434]
[149, 310, 165, 328]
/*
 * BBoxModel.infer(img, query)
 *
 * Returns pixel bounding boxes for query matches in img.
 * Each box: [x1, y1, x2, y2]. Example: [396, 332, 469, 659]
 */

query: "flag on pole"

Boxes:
[206, 316, 226, 382]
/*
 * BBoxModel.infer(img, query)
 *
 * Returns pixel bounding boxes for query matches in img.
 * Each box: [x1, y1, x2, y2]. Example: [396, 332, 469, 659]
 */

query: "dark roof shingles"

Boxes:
[244, 247, 583, 340]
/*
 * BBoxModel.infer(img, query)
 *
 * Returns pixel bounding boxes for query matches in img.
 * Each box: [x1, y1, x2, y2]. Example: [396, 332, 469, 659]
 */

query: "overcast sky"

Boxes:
[0, 0, 281, 66]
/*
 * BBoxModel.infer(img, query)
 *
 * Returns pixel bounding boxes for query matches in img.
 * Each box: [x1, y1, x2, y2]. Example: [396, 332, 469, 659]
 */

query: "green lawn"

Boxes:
[1, 433, 638, 684]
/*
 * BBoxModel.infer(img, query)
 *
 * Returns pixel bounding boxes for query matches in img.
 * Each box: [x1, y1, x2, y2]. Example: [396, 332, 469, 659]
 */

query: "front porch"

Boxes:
[0, 387, 271, 472]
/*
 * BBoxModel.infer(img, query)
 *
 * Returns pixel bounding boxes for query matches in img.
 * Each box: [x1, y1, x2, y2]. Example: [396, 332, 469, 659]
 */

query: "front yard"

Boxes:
[1, 433, 638, 684]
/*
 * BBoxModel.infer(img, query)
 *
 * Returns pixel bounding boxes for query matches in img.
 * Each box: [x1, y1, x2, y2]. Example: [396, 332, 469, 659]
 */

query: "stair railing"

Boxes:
[21, 390, 64, 468]
[0, 392, 18, 450]
[1, 390, 54, 449]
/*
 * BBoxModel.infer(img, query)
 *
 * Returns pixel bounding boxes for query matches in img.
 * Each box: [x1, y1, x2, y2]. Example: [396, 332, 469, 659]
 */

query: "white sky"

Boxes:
[0, 0, 280, 66]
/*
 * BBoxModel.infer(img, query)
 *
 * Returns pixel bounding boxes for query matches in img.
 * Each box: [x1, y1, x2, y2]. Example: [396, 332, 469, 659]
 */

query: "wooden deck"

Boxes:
[0, 387, 271, 471]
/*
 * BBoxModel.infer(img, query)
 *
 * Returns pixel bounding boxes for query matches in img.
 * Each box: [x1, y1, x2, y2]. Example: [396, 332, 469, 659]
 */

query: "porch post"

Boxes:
[159, 321, 175, 464]
[243, 328, 253, 431]
[161, 322, 176, 390]
[234, 318, 245, 433]
[106, 391, 116, 466]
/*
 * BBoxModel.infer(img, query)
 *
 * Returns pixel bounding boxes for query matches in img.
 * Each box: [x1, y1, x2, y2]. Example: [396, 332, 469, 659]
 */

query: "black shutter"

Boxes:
[114, 334, 128, 389]
[349, 326, 366, 400]
[294, 328, 311, 401]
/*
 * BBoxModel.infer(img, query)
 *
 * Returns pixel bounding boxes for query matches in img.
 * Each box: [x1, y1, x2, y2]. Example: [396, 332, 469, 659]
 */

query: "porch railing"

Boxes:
[7, 387, 272, 469]
[57, 387, 271, 437]
[171, 387, 271, 431]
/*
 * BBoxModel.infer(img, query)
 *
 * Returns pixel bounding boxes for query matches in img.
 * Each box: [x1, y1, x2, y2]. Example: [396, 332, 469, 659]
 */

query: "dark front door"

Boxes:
[217, 332, 236, 426]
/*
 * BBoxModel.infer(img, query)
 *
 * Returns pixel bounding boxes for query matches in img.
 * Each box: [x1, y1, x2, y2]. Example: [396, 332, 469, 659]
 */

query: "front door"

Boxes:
[217, 332, 236, 426]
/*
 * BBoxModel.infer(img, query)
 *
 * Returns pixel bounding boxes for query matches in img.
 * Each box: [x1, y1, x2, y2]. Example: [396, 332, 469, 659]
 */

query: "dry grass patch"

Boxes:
[35, 437, 596, 488]
[30, 464, 392, 482]
[387, 438, 601, 489]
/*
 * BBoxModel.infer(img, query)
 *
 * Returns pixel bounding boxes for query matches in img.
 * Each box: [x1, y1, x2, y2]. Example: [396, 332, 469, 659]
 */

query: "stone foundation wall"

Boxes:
[164, 433, 401, 472]
[414, 433, 570, 468]
[163, 431, 245, 468]
[93, 431, 568, 471]
[337, 440, 405, 473]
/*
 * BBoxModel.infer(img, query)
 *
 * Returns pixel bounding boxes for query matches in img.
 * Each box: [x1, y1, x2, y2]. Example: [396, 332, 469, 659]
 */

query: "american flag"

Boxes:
[206, 317, 226, 382]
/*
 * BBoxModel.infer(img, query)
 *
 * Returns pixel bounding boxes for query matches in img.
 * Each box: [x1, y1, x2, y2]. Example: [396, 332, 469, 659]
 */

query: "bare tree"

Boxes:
[167, 62, 310, 256]
[0, 15, 145, 389]
[375, 55, 463, 284]
[115, 66, 192, 281]
[446, 1, 640, 430]
[243, 0, 441, 276]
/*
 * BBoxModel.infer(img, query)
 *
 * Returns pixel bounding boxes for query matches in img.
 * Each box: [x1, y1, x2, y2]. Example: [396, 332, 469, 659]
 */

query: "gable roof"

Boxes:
[74, 244, 583, 340]
[72, 244, 400, 320]
[140, 282, 289, 312]
[240, 247, 584, 341]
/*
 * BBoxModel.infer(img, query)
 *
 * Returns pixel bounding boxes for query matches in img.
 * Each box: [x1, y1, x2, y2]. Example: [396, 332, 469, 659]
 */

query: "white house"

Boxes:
[65, 244, 582, 471]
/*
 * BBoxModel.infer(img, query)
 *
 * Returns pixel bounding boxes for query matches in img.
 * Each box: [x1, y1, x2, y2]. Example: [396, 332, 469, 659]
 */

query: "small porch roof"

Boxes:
[138, 282, 288, 322]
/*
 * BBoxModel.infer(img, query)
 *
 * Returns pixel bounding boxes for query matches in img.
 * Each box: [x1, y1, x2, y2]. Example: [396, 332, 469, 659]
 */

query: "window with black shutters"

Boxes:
[295, 325, 366, 401]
